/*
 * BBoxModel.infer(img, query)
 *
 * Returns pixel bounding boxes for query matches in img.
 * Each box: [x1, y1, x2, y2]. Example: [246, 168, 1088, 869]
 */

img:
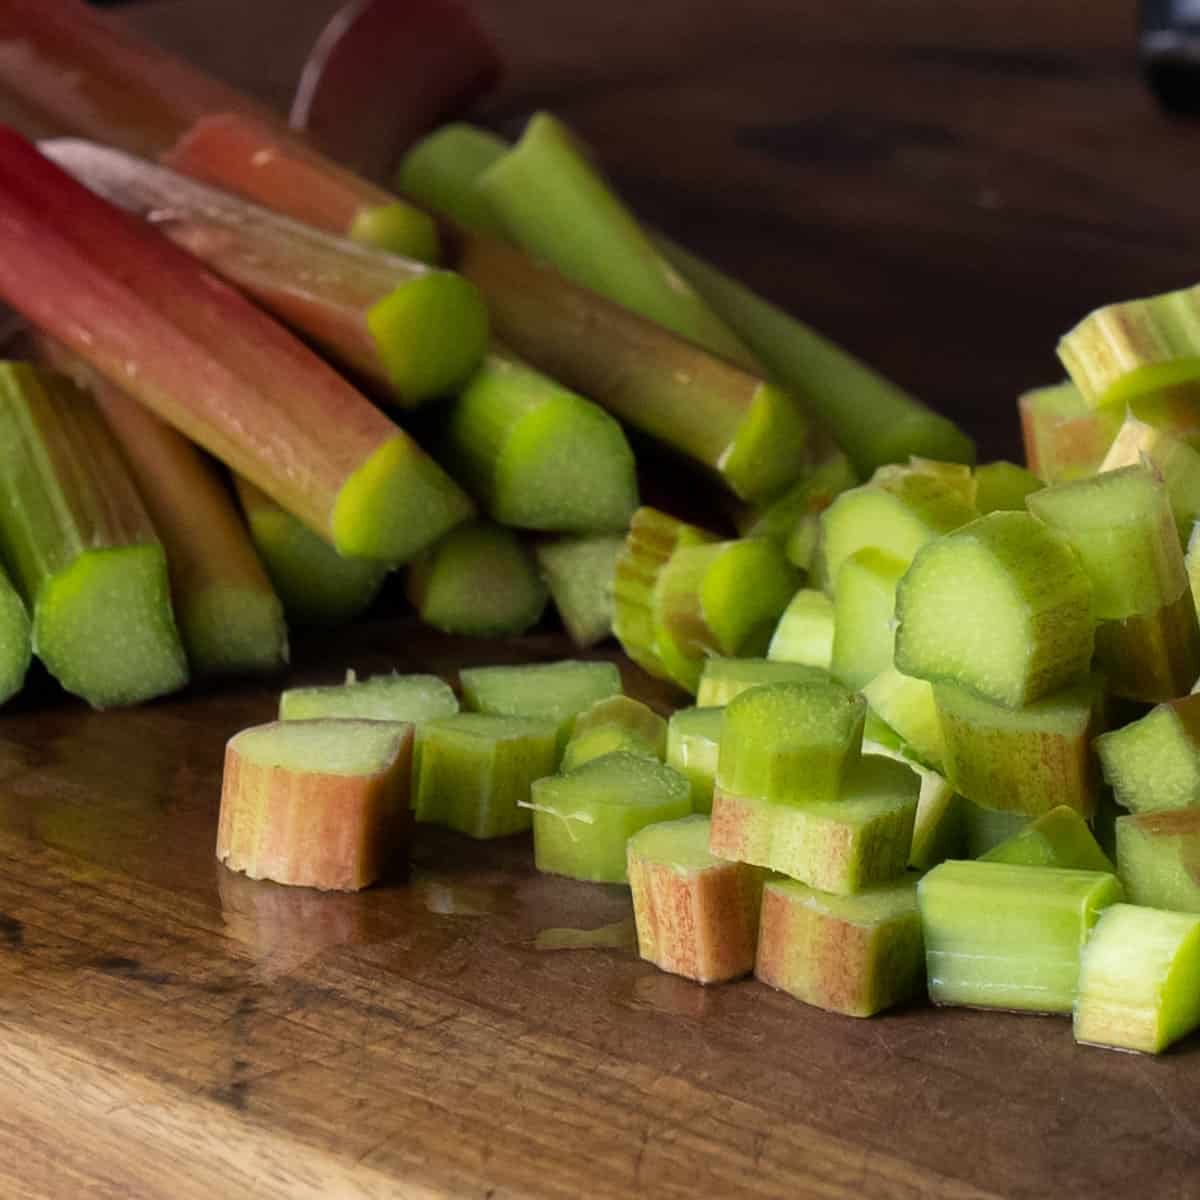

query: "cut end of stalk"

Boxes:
[180, 584, 289, 678]
[718, 380, 813, 503]
[331, 434, 474, 561]
[535, 534, 623, 649]
[35, 543, 188, 708]
[366, 272, 489, 405]
[349, 202, 440, 264]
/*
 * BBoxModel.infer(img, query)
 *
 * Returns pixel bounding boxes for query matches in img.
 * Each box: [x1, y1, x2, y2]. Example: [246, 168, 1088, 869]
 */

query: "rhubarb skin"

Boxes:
[55, 351, 289, 678]
[165, 113, 439, 263]
[0, 565, 30, 706]
[627, 815, 765, 984]
[217, 720, 413, 891]
[289, 0, 502, 182]
[756, 874, 925, 1018]
[1117, 810, 1200, 912]
[0, 129, 473, 563]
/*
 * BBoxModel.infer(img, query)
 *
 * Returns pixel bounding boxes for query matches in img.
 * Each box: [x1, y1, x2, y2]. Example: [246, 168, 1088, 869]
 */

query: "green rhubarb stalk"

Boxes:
[166, 112, 439, 262]
[767, 588, 835, 670]
[534, 534, 623, 650]
[862, 667, 945, 771]
[611, 507, 718, 687]
[1058, 284, 1200, 408]
[395, 122, 509, 237]
[962, 798, 1030, 858]
[919, 860, 1123, 1013]
[716, 680, 865, 807]
[695, 657, 830, 707]
[1116, 810, 1200, 912]
[1100, 413, 1200, 543]
[406, 520, 548, 638]
[665, 706, 724, 815]
[280, 671, 459, 724]
[894, 511, 1094, 708]
[1075, 904, 1200, 1054]
[755, 873, 925, 1017]
[628, 815, 765, 985]
[415, 713, 559, 839]
[935, 675, 1105, 819]
[41, 139, 487, 407]
[1018, 380, 1122, 483]
[0, 563, 30, 706]
[0, 129, 473, 563]
[218, 719, 413, 891]
[819, 462, 977, 594]
[435, 352, 638, 532]
[477, 112, 756, 366]
[234, 477, 387, 629]
[529, 750, 691, 884]
[981, 805, 1115, 872]
[830, 548, 906, 689]
[1095, 694, 1200, 813]
[1029, 465, 1200, 701]
[0, 363, 187, 708]
[658, 239, 976, 476]
[560, 695, 667, 773]
[973, 461, 1043, 514]
[656, 537, 799, 660]
[66, 356, 288, 677]
[459, 659, 623, 758]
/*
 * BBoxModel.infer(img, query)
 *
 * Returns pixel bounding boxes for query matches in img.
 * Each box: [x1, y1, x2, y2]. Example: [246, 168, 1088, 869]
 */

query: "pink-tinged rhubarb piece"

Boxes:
[40, 338, 289, 678]
[43, 139, 488, 406]
[165, 111, 439, 262]
[0, 0, 283, 157]
[0, 128, 473, 562]
[217, 719, 413, 891]
[627, 815, 765, 984]
[290, 0, 502, 181]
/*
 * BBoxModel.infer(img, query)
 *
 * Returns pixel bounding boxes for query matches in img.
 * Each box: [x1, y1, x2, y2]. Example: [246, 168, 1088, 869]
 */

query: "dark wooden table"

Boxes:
[2, 2, 1199, 1197]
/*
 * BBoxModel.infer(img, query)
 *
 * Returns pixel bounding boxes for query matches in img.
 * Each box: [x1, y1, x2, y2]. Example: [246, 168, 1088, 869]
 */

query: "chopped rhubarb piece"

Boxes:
[290, 0, 502, 181]
[217, 719, 413, 891]
[0, 129, 473, 563]
[165, 112, 439, 262]
[628, 815, 765, 984]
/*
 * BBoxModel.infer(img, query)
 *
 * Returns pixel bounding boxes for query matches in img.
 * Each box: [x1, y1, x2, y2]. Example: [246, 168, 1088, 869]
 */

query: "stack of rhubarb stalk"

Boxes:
[4, 0, 1200, 1059]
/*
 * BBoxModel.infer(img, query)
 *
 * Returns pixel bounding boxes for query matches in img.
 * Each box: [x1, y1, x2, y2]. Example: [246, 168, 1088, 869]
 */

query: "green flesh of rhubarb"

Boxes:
[1075, 903, 1200, 1054]
[236, 477, 387, 628]
[820, 465, 977, 594]
[0, 566, 29, 705]
[862, 667, 945, 771]
[963, 798, 1030, 858]
[658, 537, 799, 660]
[657, 238, 975, 477]
[716, 680, 865, 805]
[755, 874, 925, 1017]
[894, 511, 1093, 708]
[919, 860, 1123, 1013]
[535, 534, 622, 650]
[1101, 415, 1200, 543]
[530, 750, 691, 883]
[711, 755, 919, 894]
[561, 695, 666, 773]
[415, 713, 559, 839]
[406, 520, 547, 637]
[934, 677, 1103, 819]
[0, 364, 187, 707]
[1019, 380, 1120, 483]
[438, 353, 638, 533]
[1096, 695, 1200, 813]
[666, 706, 724, 814]
[395, 123, 509, 237]
[459, 659, 622, 756]
[478, 113, 755, 367]
[830, 548, 906, 690]
[1058, 284, 1200, 408]
[1117, 810, 1200, 912]
[279, 671, 459, 723]
[981, 805, 1115, 872]
[349, 201, 441, 264]
[695, 657, 829, 708]
[973, 461, 1044, 514]
[767, 588, 835, 670]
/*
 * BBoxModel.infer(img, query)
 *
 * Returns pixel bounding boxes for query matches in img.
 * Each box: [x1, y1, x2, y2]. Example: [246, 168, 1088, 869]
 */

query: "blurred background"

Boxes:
[117, 0, 1200, 462]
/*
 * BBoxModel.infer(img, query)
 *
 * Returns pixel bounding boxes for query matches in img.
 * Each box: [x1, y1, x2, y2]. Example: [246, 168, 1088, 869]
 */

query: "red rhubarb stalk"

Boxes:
[0, 127, 472, 562]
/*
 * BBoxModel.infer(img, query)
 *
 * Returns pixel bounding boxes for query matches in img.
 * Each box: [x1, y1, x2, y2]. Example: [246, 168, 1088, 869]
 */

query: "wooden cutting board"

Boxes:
[2, 2, 1199, 1197]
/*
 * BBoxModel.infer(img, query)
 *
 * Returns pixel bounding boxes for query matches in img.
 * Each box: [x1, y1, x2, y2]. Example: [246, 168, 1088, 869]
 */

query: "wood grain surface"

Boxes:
[2, 1, 1199, 1197]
